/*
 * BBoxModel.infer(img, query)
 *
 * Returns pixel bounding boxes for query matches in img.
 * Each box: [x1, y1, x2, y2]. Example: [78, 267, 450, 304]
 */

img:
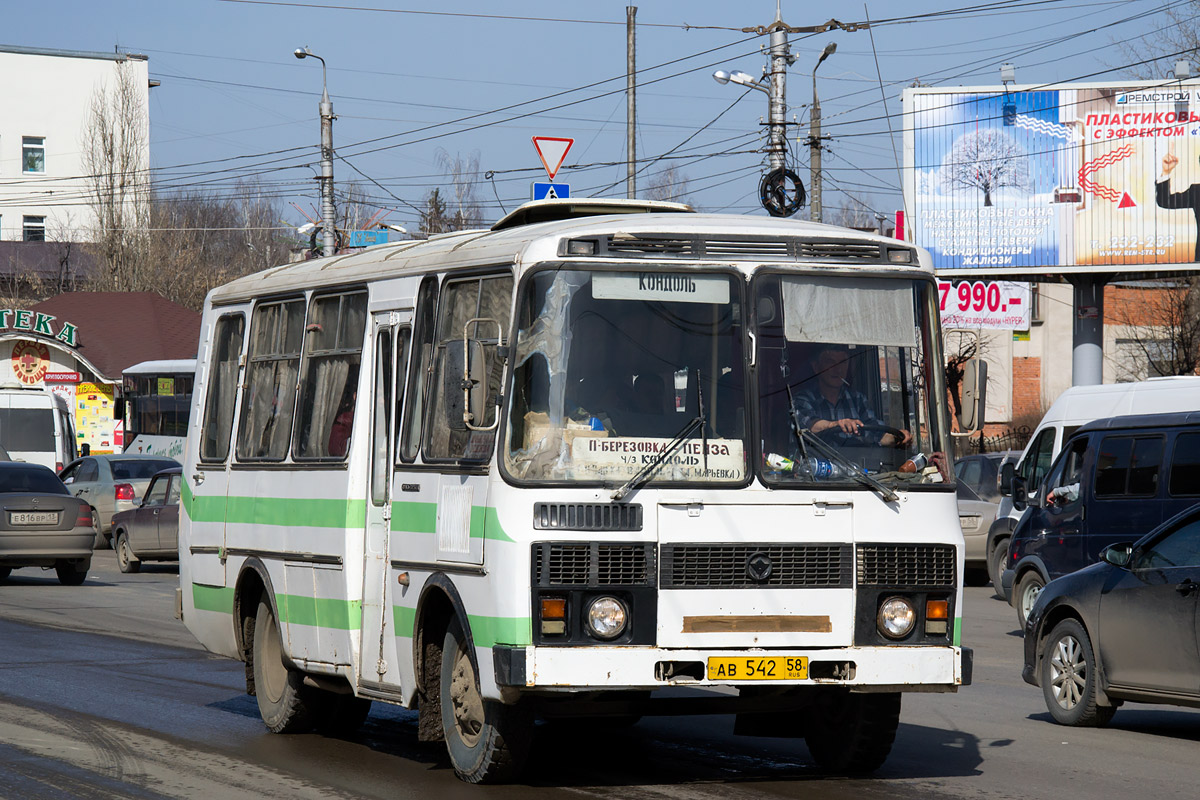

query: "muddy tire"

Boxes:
[251, 599, 315, 734]
[804, 690, 901, 774]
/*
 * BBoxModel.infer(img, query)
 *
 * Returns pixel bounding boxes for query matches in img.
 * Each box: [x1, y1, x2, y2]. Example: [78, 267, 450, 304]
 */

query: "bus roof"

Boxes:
[123, 358, 198, 376]
[208, 209, 927, 306]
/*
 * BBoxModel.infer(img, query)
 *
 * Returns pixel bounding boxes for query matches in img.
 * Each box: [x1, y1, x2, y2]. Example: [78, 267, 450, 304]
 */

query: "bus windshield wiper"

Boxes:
[799, 428, 898, 503]
[611, 373, 707, 502]
[783, 382, 897, 503]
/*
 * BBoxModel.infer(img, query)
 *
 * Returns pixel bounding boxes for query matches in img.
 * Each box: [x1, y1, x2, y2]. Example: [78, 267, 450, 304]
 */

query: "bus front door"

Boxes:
[359, 312, 410, 692]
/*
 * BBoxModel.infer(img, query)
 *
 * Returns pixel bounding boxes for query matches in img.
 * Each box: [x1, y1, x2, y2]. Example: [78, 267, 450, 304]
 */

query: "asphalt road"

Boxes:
[1, 554, 1199, 799]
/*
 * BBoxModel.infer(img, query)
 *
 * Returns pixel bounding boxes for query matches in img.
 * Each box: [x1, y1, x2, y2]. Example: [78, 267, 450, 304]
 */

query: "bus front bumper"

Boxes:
[494, 644, 970, 691]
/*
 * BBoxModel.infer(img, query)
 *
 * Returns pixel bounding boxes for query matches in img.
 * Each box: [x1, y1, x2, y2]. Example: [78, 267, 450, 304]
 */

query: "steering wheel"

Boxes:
[816, 422, 907, 446]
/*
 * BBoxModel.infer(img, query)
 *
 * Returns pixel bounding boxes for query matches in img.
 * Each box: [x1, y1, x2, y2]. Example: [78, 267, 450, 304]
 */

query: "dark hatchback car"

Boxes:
[0, 462, 94, 585]
[111, 467, 181, 574]
[1023, 502, 1200, 726]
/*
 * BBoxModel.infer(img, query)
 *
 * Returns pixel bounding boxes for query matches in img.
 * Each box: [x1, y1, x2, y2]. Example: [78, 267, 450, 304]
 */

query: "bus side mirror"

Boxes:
[1000, 462, 1015, 497]
[114, 397, 125, 420]
[957, 358, 988, 433]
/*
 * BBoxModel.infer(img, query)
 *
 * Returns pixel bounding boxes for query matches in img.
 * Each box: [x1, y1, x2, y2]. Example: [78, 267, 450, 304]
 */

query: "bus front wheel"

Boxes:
[440, 617, 531, 783]
[803, 689, 901, 774]
[252, 599, 315, 734]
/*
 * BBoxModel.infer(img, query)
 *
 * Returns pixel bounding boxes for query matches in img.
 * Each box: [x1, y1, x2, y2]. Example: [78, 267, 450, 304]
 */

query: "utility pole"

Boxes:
[295, 47, 337, 255]
[809, 42, 836, 224]
[626, 6, 637, 199]
[765, 20, 788, 173]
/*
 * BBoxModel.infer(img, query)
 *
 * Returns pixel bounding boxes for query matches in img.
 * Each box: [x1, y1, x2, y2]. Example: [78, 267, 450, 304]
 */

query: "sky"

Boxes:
[6, 0, 1191, 233]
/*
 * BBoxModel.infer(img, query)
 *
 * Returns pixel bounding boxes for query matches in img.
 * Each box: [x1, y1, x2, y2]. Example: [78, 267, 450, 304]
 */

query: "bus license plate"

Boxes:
[10, 512, 57, 526]
[707, 656, 808, 681]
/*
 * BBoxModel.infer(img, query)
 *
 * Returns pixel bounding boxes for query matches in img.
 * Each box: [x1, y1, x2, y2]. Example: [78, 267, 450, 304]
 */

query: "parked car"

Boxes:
[59, 454, 180, 549]
[0, 462, 94, 585]
[1022, 502, 1200, 726]
[111, 467, 182, 574]
[1003, 411, 1200, 626]
[991, 377, 1200, 600]
[954, 451, 1020, 584]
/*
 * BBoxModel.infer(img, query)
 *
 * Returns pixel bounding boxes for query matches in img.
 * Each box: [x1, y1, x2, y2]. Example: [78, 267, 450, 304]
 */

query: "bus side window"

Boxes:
[424, 272, 513, 461]
[393, 327, 412, 460]
[237, 299, 305, 461]
[293, 290, 368, 461]
[200, 314, 246, 462]
[400, 277, 438, 462]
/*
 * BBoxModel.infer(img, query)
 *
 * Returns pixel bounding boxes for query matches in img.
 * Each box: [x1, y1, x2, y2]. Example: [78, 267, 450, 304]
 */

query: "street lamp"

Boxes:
[712, 69, 769, 94]
[810, 42, 836, 223]
[295, 46, 337, 256]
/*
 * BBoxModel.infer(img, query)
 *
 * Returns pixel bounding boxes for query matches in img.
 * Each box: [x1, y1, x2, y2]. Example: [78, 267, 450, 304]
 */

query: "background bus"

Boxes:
[120, 359, 195, 460]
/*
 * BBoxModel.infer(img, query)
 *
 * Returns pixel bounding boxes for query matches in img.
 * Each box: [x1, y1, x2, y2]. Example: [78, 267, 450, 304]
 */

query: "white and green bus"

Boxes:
[179, 199, 972, 783]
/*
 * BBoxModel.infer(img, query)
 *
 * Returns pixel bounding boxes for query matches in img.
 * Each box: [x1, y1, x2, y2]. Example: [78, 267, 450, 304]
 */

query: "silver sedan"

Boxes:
[0, 462, 94, 585]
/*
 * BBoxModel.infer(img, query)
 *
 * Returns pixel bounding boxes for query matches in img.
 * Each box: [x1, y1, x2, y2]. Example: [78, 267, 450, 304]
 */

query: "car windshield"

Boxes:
[0, 408, 54, 452]
[111, 459, 178, 480]
[504, 267, 748, 485]
[755, 273, 952, 488]
[0, 467, 69, 495]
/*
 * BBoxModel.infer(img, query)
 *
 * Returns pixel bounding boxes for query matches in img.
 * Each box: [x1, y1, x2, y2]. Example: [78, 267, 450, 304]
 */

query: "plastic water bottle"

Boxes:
[799, 456, 846, 481]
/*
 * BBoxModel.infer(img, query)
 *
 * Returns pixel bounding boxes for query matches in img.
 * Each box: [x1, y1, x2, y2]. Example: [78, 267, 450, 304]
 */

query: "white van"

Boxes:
[0, 387, 77, 471]
[986, 376, 1200, 587]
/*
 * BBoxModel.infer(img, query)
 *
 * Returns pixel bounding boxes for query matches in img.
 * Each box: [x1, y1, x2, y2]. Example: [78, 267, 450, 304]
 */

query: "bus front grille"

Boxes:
[856, 544, 956, 588]
[533, 502, 643, 532]
[532, 542, 656, 587]
[660, 543, 852, 589]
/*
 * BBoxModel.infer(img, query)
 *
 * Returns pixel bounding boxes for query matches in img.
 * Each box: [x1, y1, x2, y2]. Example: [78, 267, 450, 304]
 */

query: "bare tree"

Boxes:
[1109, 280, 1200, 379]
[826, 192, 876, 230]
[645, 165, 693, 205]
[435, 149, 485, 229]
[81, 60, 150, 290]
[417, 188, 451, 239]
[940, 129, 1031, 207]
[1115, 3, 1200, 78]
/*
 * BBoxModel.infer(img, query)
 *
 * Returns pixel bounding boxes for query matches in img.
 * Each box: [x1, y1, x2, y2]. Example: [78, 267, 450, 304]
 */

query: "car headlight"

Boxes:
[586, 596, 627, 639]
[877, 596, 916, 639]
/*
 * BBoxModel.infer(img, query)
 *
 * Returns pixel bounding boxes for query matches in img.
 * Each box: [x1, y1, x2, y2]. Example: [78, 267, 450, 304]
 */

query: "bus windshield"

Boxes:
[505, 267, 748, 485]
[756, 273, 950, 488]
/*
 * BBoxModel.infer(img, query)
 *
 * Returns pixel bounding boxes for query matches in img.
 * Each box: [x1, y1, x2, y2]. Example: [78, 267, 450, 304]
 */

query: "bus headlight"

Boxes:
[877, 596, 916, 639]
[586, 597, 627, 639]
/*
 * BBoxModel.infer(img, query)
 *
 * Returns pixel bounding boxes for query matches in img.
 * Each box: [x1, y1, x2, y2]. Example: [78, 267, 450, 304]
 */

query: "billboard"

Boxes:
[903, 80, 1200, 275]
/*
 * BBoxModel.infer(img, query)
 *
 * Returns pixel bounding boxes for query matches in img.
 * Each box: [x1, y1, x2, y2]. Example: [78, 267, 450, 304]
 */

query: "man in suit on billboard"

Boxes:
[1156, 140, 1200, 260]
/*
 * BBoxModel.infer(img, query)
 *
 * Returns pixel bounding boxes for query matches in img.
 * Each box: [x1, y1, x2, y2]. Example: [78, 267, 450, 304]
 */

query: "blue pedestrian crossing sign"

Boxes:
[532, 182, 570, 200]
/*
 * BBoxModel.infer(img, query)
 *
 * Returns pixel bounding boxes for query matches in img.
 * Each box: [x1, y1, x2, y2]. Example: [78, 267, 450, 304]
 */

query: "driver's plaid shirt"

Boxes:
[792, 387, 883, 440]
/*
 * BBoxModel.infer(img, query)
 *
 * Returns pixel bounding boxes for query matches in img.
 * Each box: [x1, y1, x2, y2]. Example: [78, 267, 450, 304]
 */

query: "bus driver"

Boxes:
[793, 344, 912, 448]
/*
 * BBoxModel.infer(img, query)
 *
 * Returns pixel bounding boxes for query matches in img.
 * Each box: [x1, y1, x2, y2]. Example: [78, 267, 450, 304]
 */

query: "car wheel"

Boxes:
[91, 509, 108, 550]
[1016, 571, 1046, 628]
[55, 560, 88, 586]
[440, 617, 532, 783]
[251, 598, 316, 733]
[116, 532, 141, 574]
[989, 538, 1010, 600]
[804, 689, 901, 774]
[1040, 618, 1117, 727]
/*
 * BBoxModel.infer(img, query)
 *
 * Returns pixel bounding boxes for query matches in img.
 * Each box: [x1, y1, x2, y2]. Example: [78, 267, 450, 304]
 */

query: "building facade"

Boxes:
[0, 45, 150, 243]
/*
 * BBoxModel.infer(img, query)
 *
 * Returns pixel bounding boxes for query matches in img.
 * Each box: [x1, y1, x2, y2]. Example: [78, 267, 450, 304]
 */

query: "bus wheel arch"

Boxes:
[233, 558, 279, 695]
[413, 575, 474, 743]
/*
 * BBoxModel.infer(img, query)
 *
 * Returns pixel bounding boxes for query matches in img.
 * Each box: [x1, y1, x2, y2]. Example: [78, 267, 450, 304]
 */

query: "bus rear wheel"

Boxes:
[440, 617, 531, 783]
[252, 599, 315, 734]
[803, 689, 901, 774]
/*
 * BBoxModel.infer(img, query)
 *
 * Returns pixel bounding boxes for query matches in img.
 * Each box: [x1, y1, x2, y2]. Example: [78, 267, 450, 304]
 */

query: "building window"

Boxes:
[23, 216, 46, 242]
[1030, 284, 1042, 323]
[22, 137, 45, 174]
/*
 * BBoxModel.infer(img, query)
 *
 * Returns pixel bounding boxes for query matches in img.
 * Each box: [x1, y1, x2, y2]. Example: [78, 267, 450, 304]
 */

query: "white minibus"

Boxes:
[178, 199, 972, 783]
[0, 386, 77, 471]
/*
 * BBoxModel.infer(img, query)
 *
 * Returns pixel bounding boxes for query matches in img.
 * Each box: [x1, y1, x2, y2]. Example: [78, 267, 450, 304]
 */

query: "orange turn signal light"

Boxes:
[541, 597, 567, 620]
[926, 599, 949, 620]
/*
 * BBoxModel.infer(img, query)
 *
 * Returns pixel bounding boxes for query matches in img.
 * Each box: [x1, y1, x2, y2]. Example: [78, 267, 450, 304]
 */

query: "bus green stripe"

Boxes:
[192, 583, 234, 613]
[392, 606, 530, 647]
[394, 605, 417, 638]
[277, 594, 362, 629]
[953, 616, 962, 647]
[183, 483, 510, 540]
